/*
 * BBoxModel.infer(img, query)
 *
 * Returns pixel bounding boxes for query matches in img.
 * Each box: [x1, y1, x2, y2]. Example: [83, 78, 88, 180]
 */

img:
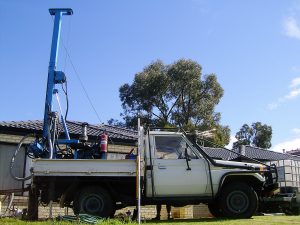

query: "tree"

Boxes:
[233, 122, 272, 149]
[119, 59, 230, 147]
[107, 118, 125, 127]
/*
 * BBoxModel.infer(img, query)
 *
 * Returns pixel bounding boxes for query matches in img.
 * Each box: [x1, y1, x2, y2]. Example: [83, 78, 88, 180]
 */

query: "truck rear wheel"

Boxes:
[220, 182, 258, 218]
[73, 186, 114, 218]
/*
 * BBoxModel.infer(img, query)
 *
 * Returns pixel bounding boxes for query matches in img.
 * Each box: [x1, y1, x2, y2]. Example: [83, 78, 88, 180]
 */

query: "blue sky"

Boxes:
[1, 0, 300, 152]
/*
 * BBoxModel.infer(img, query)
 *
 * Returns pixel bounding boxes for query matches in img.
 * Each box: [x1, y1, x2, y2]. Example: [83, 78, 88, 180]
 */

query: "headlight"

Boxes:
[259, 164, 266, 172]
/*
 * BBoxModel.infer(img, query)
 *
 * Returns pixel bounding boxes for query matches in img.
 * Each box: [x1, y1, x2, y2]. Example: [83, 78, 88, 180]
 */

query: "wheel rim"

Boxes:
[226, 190, 249, 213]
[82, 194, 104, 214]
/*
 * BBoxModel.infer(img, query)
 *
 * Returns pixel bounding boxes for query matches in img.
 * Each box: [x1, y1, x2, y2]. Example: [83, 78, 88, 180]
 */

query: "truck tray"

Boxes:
[32, 159, 137, 177]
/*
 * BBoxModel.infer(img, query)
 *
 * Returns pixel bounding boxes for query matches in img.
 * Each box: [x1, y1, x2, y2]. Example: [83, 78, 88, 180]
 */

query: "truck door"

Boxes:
[151, 135, 210, 197]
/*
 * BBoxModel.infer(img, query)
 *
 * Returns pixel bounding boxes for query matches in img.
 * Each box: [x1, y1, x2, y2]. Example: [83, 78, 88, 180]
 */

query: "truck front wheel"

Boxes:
[73, 186, 114, 218]
[220, 182, 258, 218]
[208, 201, 223, 218]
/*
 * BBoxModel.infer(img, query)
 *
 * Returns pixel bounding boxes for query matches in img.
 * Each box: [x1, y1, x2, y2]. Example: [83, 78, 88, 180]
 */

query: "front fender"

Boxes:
[214, 172, 265, 197]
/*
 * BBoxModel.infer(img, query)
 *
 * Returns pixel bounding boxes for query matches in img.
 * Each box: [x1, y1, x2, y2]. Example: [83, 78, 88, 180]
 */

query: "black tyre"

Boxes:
[284, 207, 300, 215]
[110, 208, 116, 218]
[208, 201, 223, 218]
[73, 186, 114, 218]
[220, 182, 258, 218]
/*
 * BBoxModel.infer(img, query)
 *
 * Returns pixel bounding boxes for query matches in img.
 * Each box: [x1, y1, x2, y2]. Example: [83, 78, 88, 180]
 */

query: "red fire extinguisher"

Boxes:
[100, 133, 108, 159]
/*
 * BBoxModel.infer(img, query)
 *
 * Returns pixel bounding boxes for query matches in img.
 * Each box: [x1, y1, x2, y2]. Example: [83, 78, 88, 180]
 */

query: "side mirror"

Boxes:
[184, 145, 191, 161]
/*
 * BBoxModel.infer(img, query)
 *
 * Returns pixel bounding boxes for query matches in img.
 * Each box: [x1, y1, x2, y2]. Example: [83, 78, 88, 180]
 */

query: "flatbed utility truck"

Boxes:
[28, 127, 278, 219]
[9, 8, 279, 220]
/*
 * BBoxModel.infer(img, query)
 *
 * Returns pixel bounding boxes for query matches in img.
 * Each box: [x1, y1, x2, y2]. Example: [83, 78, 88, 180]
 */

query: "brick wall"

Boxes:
[0, 195, 210, 219]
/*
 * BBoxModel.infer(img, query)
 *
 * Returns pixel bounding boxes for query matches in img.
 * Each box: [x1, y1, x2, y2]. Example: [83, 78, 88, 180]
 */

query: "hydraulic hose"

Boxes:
[10, 134, 34, 181]
[48, 125, 54, 159]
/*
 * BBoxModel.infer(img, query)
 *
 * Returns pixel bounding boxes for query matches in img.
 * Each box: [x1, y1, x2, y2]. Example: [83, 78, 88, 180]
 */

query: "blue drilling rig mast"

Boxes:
[42, 8, 73, 159]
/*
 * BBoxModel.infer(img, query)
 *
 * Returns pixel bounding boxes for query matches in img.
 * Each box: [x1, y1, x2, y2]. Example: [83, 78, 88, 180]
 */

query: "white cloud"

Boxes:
[272, 138, 300, 152]
[290, 77, 300, 88]
[283, 16, 300, 40]
[284, 88, 300, 99]
[225, 135, 237, 149]
[268, 77, 300, 110]
[292, 128, 300, 135]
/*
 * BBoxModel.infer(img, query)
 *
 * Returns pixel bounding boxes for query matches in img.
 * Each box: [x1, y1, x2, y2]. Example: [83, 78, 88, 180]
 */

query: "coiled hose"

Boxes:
[10, 134, 35, 181]
[59, 214, 103, 224]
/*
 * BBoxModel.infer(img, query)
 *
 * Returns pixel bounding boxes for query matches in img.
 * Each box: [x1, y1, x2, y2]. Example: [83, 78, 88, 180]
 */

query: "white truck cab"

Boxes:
[145, 131, 211, 197]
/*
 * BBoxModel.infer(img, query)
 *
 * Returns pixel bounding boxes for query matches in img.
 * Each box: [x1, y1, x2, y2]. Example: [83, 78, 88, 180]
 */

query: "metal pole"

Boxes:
[42, 8, 73, 140]
[137, 118, 141, 224]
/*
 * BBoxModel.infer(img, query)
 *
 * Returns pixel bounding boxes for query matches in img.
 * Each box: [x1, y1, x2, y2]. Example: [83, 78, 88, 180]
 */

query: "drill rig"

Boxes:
[10, 8, 108, 181]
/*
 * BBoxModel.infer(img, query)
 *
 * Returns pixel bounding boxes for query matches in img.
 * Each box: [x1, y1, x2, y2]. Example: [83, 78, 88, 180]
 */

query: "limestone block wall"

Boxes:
[1, 195, 210, 219]
[193, 204, 212, 218]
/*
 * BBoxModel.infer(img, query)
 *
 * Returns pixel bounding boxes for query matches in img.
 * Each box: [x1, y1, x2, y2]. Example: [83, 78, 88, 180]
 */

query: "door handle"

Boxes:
[158, 165, 167, 169]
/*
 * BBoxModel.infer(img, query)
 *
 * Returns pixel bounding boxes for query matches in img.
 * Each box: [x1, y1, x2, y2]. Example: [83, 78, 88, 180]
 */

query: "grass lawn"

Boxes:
[0, 216, 299, 225]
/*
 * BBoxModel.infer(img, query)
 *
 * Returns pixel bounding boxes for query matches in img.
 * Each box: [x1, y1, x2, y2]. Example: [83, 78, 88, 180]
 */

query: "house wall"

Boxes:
[0, 134, 31, 144]
[0, 144, 26, 192]
[0, 133, 133, 153]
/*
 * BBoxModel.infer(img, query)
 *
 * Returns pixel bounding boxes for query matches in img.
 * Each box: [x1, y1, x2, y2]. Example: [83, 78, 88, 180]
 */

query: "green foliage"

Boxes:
[119, 59, 230, 147]
[233, 122, 272, 149]
[211, 125, 231, 147]
[107, 118, 125, 127]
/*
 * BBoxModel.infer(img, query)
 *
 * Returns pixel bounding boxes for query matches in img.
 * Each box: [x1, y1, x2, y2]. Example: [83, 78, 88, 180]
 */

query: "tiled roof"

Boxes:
[242, 146, 293, 161]
[202, 147, 237, 160]
[0, 120, 137, 142]
[1, 120, 298, 161]
[202, 145, 299, 162]
[287, 149, 300, 156]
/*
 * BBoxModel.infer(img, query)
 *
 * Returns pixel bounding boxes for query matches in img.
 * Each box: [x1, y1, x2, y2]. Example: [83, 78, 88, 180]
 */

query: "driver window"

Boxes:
[154, 136, 198, 159]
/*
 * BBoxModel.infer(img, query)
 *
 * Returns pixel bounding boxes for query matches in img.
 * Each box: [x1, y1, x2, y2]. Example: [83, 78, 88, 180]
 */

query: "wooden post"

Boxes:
[27, 185, 38, 220]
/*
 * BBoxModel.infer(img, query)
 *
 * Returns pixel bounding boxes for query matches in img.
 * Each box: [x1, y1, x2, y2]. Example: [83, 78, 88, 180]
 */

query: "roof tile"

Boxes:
[0, 120, 137, 141]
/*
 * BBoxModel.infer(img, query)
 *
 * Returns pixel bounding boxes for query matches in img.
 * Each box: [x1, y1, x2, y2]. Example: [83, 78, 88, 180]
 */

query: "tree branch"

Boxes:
[150, 111, 164, 121]
[166, 94, 181, 118]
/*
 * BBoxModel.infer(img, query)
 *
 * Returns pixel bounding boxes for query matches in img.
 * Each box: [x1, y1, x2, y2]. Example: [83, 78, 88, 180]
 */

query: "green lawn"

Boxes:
[0, 216, 299, 225]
